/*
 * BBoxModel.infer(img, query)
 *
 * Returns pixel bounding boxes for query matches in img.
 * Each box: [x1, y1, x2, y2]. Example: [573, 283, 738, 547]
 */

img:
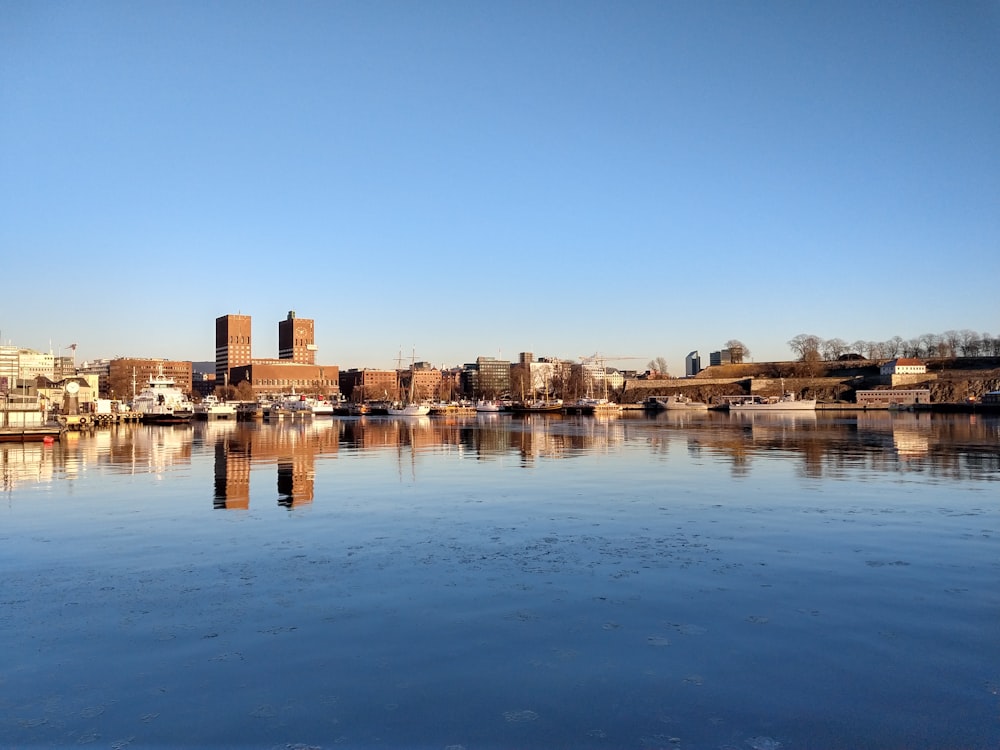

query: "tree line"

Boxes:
[788, 330, 1000, 361]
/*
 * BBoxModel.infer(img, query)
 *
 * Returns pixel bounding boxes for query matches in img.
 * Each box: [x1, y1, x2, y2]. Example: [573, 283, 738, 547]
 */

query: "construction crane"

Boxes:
[579, 353, 646, 367]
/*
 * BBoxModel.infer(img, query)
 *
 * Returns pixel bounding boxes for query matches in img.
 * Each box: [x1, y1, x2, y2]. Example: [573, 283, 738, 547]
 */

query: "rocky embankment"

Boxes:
[619, 360, 1000, 405]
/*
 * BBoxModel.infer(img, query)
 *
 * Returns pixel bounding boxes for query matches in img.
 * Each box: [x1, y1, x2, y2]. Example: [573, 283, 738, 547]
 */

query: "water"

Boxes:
[2, 411, 998, 749]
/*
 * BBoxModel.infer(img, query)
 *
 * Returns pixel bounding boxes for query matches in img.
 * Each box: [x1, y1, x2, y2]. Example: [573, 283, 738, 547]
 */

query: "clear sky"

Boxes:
[2, 1, 998, 374]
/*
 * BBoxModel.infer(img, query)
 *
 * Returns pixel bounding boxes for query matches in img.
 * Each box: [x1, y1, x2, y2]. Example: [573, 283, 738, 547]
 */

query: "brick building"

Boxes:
[339, 369, 399, 402]
[229, 360, 339, 399]
[278, 310, 316, 364]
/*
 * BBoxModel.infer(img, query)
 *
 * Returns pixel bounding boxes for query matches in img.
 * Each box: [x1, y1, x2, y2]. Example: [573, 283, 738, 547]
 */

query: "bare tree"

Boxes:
[942, 330, 961, 358]
[822, 338, 848, 360]
[884, 336, 903, 358]
[848, 340, 868, 358]
[919, 333, 942, 357]
[788, 334, 823, 361]
[959, 330, 981, 356]
[725, 340, 750, 363]
[987, 333, 1000, 356]
[646, 357, 669, 377]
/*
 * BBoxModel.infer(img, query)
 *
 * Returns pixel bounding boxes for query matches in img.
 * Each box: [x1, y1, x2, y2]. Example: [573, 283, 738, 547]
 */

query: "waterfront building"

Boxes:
[339, 368, 398, 402]
[278, 310, 316, 365]
[229, 360, 339, 399]
[404, 362, 443, 402]
[78, 358, 112, 398]
[478, 356, 510, 398]
[856, 389, 931, 407]
[685, 351, 702, 377]
[0, 345, 19, 391]
[215, 314, 252, 386]
[605, 368, 625, 393]
[16, 349, 55, 381]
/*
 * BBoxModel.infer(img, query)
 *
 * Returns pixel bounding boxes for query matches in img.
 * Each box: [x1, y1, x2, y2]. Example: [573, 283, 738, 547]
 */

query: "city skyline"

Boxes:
[2, 3, 998, 375]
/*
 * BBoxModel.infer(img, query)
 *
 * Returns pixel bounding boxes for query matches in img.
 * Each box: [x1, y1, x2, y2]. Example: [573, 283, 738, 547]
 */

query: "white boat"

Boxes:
[131, 369, 195, 424]
[194, 394, 237, 420]
[475, 400, 501, 412]
[728, 392, 817, 411]
[648, 394, 709, 411]
[388, 351, 431, 417]
[387, 402, 431, 417]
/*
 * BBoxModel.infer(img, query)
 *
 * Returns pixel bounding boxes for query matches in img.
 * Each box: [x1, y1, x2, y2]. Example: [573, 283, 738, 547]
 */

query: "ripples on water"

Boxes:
[1, 412, 998, 749]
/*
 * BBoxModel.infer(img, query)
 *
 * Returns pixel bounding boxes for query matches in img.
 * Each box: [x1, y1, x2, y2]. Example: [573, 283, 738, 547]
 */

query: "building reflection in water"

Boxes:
[3, 412, 994, 497]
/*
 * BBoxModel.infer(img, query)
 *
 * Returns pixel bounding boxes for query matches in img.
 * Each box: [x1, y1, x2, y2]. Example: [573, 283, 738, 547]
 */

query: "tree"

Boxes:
[725, 340, 750, 363]
[959, 330, 981, 356]
[919, 333, 941, 357]
[788, 334, 823, 361]
[942, 330, 961, 358]
[646, 357, 669, 378]
[235, 381, 255, 401]
[509, 365, 531, 401]
[821, 338, 848, 361]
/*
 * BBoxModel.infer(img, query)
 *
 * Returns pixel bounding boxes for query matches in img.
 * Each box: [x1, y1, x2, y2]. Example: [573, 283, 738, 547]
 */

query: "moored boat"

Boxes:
[387, 402, 431, 417]
[194, 395, 237, 420]
[646, 394, 709, 411]
[727, 392, 816, 411]
[511, 399, 564, 414]
[131, 370, 195, 424]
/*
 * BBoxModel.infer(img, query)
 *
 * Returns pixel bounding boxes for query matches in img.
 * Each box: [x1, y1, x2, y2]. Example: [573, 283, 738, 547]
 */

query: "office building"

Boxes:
[278, 311, 316, 364]
[216, 314, 252, 385]
[685, 351, 701, 377]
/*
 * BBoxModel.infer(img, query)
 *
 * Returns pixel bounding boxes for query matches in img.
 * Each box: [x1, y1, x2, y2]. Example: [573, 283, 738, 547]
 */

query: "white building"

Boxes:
[880, 358, 926, 376]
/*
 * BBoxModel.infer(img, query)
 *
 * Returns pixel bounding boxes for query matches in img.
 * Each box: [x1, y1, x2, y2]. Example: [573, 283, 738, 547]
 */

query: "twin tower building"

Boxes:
[215, 311, 338, 396]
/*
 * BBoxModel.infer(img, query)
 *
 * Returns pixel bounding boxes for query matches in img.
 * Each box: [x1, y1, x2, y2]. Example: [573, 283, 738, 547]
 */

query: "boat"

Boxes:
[263, 401, 292, 421]
[337, 402, 370, 416]
[511, 399, 564, 414]
[131, 369, 195, 424]
[646, 394, 709, 411]
[387, 402, 431, 417]
[388, 352, 431, 417]
[237, 401, 264, 420]
[475, 400, 501, 412]
[194, 394, 237, 420]
[727, 392, 817, 411]
[0, 425, 62, 443]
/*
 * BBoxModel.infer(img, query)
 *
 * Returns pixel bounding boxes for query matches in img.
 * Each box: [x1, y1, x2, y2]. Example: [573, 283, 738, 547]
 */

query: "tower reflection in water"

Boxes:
[212, 421, 334, 509]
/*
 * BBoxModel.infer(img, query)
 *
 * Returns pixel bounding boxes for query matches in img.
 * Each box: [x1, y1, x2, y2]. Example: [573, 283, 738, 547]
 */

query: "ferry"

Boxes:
[132, 371, 195, 424]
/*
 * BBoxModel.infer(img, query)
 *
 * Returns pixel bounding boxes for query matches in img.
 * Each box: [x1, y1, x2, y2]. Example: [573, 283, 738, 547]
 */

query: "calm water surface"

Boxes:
[2, 411, 999, 749]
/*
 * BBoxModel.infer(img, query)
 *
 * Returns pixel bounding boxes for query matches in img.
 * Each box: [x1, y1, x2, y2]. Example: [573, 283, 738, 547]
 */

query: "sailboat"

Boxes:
[388, 352, 431, 417]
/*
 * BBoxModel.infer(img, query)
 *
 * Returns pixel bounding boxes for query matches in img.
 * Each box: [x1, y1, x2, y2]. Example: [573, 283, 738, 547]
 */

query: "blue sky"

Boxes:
[2, 1, 998, 374]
